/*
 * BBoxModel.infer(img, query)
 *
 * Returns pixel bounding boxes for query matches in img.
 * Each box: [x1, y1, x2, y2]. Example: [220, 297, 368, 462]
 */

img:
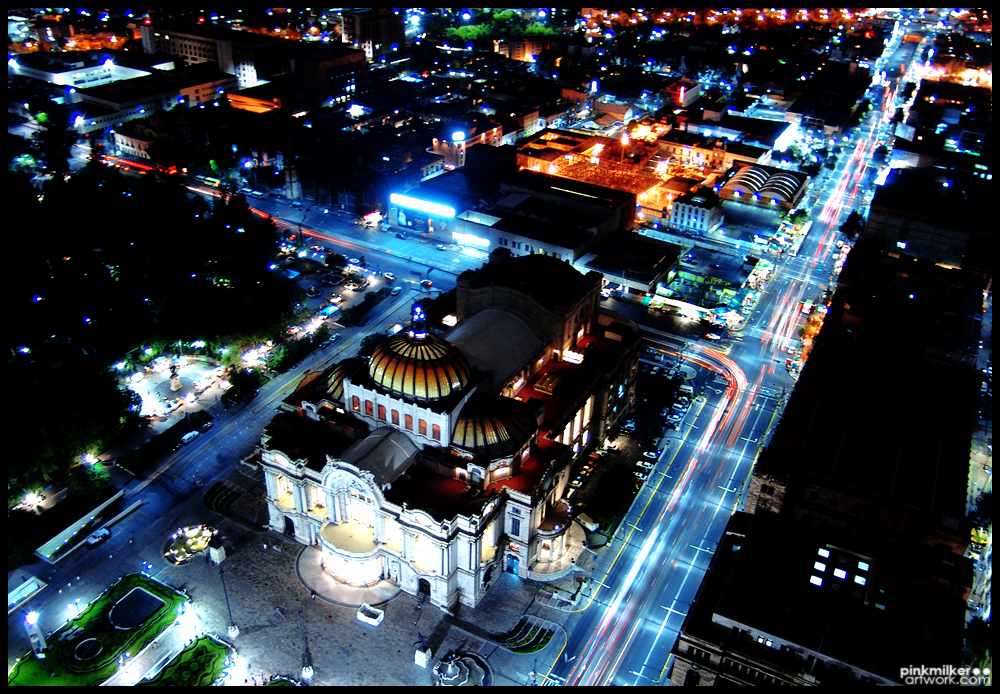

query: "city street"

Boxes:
[542, 38, 910, 684]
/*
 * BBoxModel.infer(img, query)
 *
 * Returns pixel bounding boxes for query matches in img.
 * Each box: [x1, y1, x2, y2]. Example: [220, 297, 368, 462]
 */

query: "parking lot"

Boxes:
[566, 348, 702, 524]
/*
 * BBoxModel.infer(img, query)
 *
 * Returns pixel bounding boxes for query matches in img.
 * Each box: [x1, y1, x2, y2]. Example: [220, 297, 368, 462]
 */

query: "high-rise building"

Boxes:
[140, 20, 291, 89]
[340, 8, 406, 61]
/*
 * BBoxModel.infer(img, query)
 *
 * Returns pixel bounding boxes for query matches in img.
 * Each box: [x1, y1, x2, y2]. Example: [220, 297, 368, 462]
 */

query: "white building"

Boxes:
[259, 253, 640, 610]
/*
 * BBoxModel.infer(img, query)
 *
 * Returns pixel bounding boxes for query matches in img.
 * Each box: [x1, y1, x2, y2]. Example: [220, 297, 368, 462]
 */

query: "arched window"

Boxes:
[351, 395, 360, 411]
[391, 409, 400, 425]
[405, 414, 413, 430]
[418, 419, 427, 436]
[432, 424, 441, 441]
[365, 400, 374, 416]
[377, 404, 386, 420]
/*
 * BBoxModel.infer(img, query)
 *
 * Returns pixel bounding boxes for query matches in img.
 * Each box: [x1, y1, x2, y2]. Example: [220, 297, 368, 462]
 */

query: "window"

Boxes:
[511, 518, 521, 536]
[391, 409, 399, 425]
[432, 424, 441, 440]
[352, 395, 360, 411]
[377, 404, 386, 420]
[418, 419, 427, 436]
[405, 414, 413, 430]
[365, 400, 374, 416]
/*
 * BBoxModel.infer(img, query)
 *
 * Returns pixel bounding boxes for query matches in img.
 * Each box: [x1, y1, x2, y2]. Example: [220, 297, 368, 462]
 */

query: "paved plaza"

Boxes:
[8, 459, 597, 687]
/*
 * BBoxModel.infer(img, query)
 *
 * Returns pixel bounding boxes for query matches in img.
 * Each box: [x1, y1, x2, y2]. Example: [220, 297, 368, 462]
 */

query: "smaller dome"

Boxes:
[322, 362, 347, 403]
[452, 394, 536, 459]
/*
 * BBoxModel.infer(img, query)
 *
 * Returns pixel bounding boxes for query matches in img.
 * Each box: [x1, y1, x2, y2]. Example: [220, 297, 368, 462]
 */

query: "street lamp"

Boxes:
[298, 609, 313, 680]
[219, 570, 239, 638]
[184, 392, 196, 430]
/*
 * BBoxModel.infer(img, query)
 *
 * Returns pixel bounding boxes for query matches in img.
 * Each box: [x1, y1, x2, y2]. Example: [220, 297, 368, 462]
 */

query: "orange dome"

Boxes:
[368, 332, 470, 402]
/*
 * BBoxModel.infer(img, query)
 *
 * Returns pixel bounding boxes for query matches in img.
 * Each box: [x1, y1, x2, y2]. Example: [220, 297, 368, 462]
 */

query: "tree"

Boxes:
[70, 461, 111, 502]
[31, 108, 79, 179]
[358, 332, 389, 357]
[227, 366, 264, 401]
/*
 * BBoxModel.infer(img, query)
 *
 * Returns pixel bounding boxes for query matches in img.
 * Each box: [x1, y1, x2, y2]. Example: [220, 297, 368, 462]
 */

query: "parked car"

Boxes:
[636, 461, 654, 470]
[395, 232, 408, 240]
[642, 451, 658, 460]
[390, 286, 402, 296]
[436, 244, 448, 251]
[383, 272, 396, 281]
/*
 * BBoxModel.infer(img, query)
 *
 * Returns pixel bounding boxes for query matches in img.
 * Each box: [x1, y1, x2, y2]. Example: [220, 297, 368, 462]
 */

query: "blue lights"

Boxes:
[390, 193, 456, 218]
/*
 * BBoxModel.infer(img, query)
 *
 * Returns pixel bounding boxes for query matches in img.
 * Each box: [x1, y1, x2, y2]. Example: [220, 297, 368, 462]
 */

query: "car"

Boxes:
[383, 272, 396, 281]
[436, 244, 448, 251]
[642, 451, 658, 460]
[396, 232, 408, 240]
[200, 422, 213, 433]
[569, 476, 585, 489]
[635, 472, 649, 482]
[636, 461, 654, 470]
[348, 258, 361, 265]
[86, 528, 110, 545]
[419, 279, 434, 288]
[390, 286, 402, 296]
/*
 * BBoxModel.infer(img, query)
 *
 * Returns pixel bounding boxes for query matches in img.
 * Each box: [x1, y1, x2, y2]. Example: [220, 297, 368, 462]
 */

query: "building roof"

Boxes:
[263, 412, 359, 472]
[76, 63, 234, 104]
[339, 426, 420, 488]
[460, 252, 600, 312]
[451, 393, 538, 460]
[446, 309, 547, 394]
[681, 511, 967, 683]
[148, 19, 286, 47]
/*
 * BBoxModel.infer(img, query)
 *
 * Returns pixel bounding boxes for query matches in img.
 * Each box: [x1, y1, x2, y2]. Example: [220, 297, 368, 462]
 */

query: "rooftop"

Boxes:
[459, 252, 601, 312]
[684, 512, 967, 683]
[383, 435, 567, 522]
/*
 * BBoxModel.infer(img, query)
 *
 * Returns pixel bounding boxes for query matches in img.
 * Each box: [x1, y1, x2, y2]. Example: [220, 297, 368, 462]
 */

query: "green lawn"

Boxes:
[138, 636, 232, 687]
[8, 573, 187, 687]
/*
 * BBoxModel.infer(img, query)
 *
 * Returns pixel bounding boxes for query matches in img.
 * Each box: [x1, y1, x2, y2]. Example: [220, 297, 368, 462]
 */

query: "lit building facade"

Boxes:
[668, 189, 724, 234]
[140, 20, 291, 89]
[259, 253, 640, 610]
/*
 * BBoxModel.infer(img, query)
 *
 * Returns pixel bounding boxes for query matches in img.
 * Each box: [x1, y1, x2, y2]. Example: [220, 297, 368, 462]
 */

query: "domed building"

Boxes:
[259, 252, 641, 610]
